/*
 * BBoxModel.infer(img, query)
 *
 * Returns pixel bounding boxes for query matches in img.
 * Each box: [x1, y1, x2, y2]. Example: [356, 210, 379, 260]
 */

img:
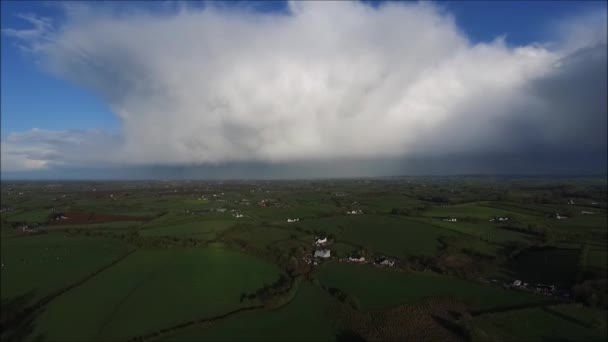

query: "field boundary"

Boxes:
[95, 254, 174, 338]
[127, 276, 305, 342]
[126, 305, 264, 342]
[470, 299, 564, 316]
[1, 248, 137, 333]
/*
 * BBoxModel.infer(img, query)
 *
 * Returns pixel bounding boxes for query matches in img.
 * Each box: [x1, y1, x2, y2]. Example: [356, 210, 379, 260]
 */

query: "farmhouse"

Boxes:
[581, 211, 594, 215]
[287, 218, 300, 223]
[315, 237, 328, 245]
[443, 218, 458, 222]
[346, 209, 363, 215]
[375, 257, 395, 267]
[348, 256, 366, 263]
[555, 213, 568, 220]
[234, 213, 244, 218]
[314, 249, 331, 258]
[16, 224, 43, 233]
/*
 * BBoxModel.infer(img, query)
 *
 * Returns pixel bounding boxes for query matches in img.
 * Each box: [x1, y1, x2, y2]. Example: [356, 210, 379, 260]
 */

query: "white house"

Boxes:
[287, 218, 300, 223]
[314, 249, 331, 258]
[315, 237, 327, 245]
[234, 213, 244, 218]
[498, 217, 509, 222]
[513, 280, 522, 287]
[568, 200, 575, 205]
[443, 218, 457, 222]
[348, 256, 365, 263]
[376, 257, 395, 267]
[556, 213, 568, 220]
[346, 210, 363, 215]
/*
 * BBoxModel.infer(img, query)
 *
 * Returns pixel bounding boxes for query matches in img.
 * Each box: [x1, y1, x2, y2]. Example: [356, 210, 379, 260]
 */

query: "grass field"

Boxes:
[440, 234, 502, 257]
[49, 221, 142, 231]
[502, 247, 581, 286]
[586, 249, 608, 271]
[140, 218, 236, 239]
[220, 224, 299, 250]
[551, 215, 608, 240]
[429, 219, 533, 245]
[1, 234, 131, 304]
[472, 304, 607, 341]
[1, 179, 605, 342]
[294, 216, 348, 237]
[423, 203, 538, 221]
[315, 262, 548, 311]
[246, 203, 339, 222]
[32, 247, 281, 341]
[340, 216, 457, 258]
[161, 283, 339, 341]
[2, 209, 51, 223]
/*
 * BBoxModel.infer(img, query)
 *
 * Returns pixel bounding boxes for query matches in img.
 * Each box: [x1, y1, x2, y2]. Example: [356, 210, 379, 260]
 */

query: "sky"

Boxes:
[1, 0, 607, 179]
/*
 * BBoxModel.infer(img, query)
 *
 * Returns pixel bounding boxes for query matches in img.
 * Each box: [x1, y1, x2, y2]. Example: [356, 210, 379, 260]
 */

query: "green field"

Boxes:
[315, 262, 547, 311]
[1, 234, 131, 304]
[423, 203, 539, 222]
[1, 178, 605, 341]
[141, 218, 236, 239]
[32, 248, 281, 341]
[586, 249, 608, 271]
[2, 209, 51, 223]
[162, 283, 339, 341]
[51, 221, 142, 231]
[220, 224, 298, 250]
[472, 304, 607, 341]
[340, 216, 457, 257]
[428, 219, 534, 245]
[502, 247, 581, 286]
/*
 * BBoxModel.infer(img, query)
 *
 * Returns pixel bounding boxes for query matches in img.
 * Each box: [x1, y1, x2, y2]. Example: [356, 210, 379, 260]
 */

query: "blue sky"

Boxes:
[1, 0, 606, 178]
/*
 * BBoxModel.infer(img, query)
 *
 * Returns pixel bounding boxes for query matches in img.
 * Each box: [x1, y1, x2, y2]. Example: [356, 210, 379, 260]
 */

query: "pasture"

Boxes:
[423, 203, 539, 222]
[472, 304, 607, 341]
[162, 283, 338, 341]
[315, 262, 547, 311]
[32, 247, 281, 341]
[340, 216, 457, 258]
[502, 247, 581, 286]
[1, 234, 131, 304]
[1, 178, 605, 342]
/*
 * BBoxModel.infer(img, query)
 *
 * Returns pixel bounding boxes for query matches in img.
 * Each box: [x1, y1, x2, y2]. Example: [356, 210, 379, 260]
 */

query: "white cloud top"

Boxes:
[2, 1, 606, 173]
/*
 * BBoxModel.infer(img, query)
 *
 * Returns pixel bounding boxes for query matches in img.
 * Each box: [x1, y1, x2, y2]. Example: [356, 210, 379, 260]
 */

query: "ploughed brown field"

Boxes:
[49, 210, 150, 225]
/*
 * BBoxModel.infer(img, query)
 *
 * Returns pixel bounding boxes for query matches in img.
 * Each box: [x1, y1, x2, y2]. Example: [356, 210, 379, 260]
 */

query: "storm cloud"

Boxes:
[1, 1, 606, 177]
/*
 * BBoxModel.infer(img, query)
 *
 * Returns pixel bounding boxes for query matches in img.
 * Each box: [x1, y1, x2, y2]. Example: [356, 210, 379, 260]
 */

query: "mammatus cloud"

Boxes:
[1, 1, 606, 175]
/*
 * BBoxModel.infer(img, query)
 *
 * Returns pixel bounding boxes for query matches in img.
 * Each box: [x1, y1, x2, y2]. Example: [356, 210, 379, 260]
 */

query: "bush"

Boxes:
[573, 279, 607, 309]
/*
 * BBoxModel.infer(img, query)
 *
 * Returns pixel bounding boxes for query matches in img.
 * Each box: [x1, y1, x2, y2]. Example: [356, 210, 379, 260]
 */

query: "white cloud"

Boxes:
[1, 129, 122, 172]
[1, 1, 606, 173]
[553, 9, 607, 53]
